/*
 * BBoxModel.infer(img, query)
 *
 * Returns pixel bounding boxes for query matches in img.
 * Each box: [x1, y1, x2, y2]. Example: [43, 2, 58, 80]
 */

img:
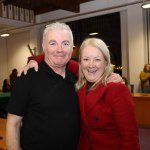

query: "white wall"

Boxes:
[0, 31, 35, 89]
[0, 38, 8, 89]
[120, 3, 145, 92]
[126, 4, 145, 92]
[0, 0, 147, 92]
[7, 31, 31, 72]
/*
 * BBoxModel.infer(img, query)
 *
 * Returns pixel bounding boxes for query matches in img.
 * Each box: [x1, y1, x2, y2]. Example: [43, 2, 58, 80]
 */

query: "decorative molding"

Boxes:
[8, 4, 13, 19]
[0, 3, 7, 18]
[25, 9, 29, 22]
[14, 6, 19, 20]
[0, 3, 35, 23]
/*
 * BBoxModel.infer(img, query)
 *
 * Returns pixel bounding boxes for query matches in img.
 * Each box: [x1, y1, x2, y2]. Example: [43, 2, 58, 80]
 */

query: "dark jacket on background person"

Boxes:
[2, 79, 11, 92]
[9, 68, 18, 90]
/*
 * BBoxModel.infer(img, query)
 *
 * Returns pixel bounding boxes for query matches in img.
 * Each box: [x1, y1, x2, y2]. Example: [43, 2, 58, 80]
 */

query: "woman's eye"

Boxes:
[95, 59, 101, 61]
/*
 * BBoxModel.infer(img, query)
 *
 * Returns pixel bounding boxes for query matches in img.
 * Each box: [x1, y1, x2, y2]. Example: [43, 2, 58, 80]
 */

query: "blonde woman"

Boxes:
[76, 38, 139, 150]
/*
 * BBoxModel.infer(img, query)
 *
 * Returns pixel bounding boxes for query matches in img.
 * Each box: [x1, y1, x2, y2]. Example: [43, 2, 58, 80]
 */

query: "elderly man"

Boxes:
[6, 22, 80, 150]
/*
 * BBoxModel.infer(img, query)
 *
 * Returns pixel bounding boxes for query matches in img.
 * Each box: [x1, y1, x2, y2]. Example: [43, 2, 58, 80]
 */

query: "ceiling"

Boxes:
[0, 0, 122, 70]
[0, 0, 93, 34]
[3, 0, 93, 15]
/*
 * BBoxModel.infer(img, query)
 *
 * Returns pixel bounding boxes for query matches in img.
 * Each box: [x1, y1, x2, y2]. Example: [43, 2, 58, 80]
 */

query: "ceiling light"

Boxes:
[89, 32, 98, 36]
[0, 33, 10, 37]
[142, 0, 150, 9]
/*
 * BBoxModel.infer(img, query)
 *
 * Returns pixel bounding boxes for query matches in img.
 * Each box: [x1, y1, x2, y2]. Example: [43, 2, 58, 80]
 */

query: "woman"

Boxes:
[140, 64, 150, 93]
[75, 38, 140, 150]
[18, 38, 139, 150]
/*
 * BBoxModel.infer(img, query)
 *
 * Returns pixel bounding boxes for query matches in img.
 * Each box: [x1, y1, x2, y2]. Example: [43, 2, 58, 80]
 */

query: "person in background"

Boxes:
[140, 64, 150, 93]
[6, 22, 80, 150]
[122, 76, 133, 92]
[76, 38, 139, 150]
[122, 76, 128, 86]
[9, 68, 18, 90]
[2, 79, 11, 92]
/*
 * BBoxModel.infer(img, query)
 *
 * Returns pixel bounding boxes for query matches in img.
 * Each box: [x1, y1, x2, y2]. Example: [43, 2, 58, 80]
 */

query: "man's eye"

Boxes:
[63, 42, 69, 46]
[49, 42, 57, 46]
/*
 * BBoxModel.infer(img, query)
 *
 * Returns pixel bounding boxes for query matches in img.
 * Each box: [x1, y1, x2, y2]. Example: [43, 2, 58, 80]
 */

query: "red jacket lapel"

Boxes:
[78, 83, 107, 124]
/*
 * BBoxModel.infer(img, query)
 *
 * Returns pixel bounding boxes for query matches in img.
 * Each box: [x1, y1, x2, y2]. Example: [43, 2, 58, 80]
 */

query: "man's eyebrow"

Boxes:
[49, 40, 56, 43]
[62, 40, 70, 43]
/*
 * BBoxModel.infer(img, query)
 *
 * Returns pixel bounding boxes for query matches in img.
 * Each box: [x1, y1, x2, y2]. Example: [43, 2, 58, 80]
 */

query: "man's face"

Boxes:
[43, 29, 73, 69]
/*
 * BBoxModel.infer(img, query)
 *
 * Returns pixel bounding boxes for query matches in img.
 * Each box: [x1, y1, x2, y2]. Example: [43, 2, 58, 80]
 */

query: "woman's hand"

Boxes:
[17, 60, 39, 77]
[107, 73, 125, 84]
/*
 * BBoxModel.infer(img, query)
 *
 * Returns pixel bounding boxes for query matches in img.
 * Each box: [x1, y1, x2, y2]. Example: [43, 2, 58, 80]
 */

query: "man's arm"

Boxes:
[18, 54, 124, 84]
[6, 113, 23, 150]
[107, 73, 124, 84]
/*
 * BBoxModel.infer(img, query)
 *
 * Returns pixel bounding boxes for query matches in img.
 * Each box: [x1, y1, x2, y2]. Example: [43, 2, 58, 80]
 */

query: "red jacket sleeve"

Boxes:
[27, 54, 45, 63]
[28, 54, 79, 77]
[109, 83, 140, 150]
[68, 60, 79, 77]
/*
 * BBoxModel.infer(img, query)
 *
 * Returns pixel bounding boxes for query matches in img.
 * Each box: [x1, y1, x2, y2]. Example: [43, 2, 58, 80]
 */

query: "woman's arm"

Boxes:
[110, 84, 140, 150]
[27, 54, 45, 63]
[140, 71, 150, 82]
[18, 55, 80, 77]
[68, 60, 79, 77]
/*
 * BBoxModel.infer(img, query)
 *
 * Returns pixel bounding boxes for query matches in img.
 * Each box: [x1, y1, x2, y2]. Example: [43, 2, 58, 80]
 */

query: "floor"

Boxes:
[0, 118, 6, 150]
[0, 118, 150, 150]
[138, 127, 150, 150]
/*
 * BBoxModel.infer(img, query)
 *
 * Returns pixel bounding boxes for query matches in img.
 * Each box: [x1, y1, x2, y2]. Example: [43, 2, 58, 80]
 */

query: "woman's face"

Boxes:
[80, 45, 107, 83]
[146, 64, 150, 72]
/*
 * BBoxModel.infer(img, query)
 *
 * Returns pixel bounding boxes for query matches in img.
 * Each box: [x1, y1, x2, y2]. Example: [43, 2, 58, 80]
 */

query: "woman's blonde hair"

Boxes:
[75, 38, 113, 91]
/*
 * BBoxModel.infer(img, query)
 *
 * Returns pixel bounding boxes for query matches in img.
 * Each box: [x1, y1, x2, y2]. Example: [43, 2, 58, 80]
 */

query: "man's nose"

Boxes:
[57, 44, 63, 51]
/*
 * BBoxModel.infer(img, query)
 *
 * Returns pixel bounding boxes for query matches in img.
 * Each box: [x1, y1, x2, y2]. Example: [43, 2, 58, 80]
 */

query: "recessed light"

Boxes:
[0, 33, 10, 37]
[142, 0, 150, 9]
[89, 32, 98, 36]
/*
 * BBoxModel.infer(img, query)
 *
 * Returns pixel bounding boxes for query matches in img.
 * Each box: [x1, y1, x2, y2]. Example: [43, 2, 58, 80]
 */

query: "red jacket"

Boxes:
[77, 83, 140, 150]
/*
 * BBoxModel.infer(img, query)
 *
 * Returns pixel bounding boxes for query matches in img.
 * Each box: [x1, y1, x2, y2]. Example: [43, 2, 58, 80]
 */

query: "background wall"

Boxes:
[0, 0, 147, 93]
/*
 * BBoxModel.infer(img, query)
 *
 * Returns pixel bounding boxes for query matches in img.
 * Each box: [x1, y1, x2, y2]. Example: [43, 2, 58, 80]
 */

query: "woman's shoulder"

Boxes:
[107, 82, 130, 93]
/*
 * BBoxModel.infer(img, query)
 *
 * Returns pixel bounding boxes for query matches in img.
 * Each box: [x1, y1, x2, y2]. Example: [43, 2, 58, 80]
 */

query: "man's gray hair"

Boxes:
[42, 22, 74, 46]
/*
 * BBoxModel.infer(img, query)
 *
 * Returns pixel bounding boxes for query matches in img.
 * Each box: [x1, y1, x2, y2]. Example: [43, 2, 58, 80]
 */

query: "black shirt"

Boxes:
[7, 60, 80, 150]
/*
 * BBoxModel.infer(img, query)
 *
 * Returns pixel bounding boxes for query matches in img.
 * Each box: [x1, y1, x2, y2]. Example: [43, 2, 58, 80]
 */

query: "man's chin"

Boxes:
[55, 63, 67, 68]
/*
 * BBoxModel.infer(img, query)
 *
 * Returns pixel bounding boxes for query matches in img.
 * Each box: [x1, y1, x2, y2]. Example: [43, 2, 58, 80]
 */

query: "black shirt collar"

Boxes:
[39, 60, 77, 84]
